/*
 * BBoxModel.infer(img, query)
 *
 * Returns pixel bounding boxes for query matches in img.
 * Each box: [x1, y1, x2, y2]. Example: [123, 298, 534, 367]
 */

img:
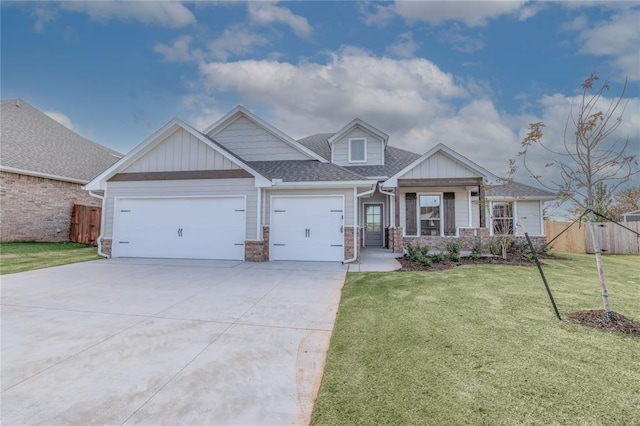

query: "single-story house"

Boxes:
[622, 210, 640, 222]
[0, 99, 122, 242]
[85, 106, 555, 262]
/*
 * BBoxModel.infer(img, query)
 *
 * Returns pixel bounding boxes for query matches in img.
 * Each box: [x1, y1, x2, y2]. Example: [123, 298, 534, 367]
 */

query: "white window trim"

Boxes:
[417, 193, 444, 237]
[490, 201, 516, 236]
[348, 137, 367, 163]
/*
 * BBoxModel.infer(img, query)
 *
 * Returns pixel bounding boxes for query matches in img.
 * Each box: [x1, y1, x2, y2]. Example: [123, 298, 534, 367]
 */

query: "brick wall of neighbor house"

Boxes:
[344, 226, 361, 261]
[245, 226, 270, 262]
[0, 171, 100, 242]
[100, 238, 112, 257]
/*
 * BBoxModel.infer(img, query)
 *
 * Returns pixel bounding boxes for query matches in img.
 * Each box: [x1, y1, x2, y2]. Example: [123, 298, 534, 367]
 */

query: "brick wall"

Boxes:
[244, 226, 270, 262]
[100, 238, 112, 257]
[344, 226, 361, 261]
[0, 171, 100, 242]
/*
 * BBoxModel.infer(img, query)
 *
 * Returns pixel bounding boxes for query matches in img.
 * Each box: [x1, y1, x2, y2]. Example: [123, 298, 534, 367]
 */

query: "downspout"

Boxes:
[343, 184, 376, 264]
[378, 184, 396, 246]
[88, 190, 109, 258]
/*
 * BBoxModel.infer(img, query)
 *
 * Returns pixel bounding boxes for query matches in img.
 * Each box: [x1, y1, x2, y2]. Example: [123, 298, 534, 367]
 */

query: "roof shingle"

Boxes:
[1, 99, 122, 183]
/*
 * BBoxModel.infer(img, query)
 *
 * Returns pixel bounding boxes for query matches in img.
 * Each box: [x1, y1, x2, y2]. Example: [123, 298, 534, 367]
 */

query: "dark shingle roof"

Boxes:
[1, 99, 122, 183]
[246, 160, 370, 182]
[297, 133, 333, 161]
[298, 133, 420, 178]
[489, 182, 556, 198]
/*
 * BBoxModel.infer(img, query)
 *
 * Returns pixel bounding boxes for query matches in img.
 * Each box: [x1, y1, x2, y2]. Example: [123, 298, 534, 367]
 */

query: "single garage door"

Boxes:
[113, 197, 245, 260]
[270, 196, 344, 261]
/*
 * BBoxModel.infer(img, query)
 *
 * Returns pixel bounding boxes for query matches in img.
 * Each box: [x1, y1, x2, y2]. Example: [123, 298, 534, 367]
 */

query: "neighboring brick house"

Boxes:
[0, 99, 122, 242]
[86, 105, 555, 261]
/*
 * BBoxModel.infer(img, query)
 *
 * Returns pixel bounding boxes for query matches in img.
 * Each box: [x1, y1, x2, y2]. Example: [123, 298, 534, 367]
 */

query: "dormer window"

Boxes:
[348, 138, 367, 163]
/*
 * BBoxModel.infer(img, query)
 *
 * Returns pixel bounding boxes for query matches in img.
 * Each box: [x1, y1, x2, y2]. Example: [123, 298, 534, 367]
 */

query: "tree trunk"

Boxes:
[587, 210, 612, 318]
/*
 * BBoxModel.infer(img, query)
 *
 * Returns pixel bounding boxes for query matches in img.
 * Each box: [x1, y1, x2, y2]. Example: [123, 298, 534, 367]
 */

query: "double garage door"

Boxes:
[113, 197, 245, 260]
[270, 196, 344, 262]
[112, 195, 345, 262]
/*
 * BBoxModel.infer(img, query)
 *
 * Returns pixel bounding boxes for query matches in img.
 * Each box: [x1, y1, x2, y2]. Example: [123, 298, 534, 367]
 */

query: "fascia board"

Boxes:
[328, 118, 389, 145]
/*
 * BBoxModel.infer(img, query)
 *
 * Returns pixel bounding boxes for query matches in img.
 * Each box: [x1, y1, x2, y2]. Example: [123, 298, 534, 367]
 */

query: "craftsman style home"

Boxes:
[85, 106, 555, 262]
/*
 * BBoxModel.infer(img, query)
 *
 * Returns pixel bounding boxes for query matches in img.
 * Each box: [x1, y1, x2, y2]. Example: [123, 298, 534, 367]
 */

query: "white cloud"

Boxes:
[384, 0, 529, 27]
[386, 32, 419, 58]
[44, 110, 75, 131]
[439, 24, 485, 53]
[32, 6, 56, 32]
[154, 35, 199, 63]
[207, 26, 269, 61]
[357, 2, 397, 27]
[60, 1, 196, 28]
[575, 11, 640, 81]
[247, 2, 312, 37]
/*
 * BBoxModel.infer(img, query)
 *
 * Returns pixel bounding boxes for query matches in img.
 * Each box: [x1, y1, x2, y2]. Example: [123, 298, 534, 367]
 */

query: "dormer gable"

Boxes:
[328, 119, 389, 167]
[204, 106, 327, 163]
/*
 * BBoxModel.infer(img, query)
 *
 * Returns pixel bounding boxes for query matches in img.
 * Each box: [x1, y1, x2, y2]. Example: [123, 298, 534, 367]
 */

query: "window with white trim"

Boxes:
[419, 194, 441, 236]
[348, 138, 366, 163]
[492, 202, 514, 235]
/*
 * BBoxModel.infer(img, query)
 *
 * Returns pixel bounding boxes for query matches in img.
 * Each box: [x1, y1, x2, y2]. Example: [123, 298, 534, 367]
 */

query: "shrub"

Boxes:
[488, 238, 500, 256]
[445, 240, 461, 262]
[430, 252, 446, 263]
[470, 237, 482, 260]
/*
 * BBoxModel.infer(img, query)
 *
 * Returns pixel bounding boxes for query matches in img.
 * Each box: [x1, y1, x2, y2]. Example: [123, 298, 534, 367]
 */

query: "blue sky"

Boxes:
[2, 1, 639, 196]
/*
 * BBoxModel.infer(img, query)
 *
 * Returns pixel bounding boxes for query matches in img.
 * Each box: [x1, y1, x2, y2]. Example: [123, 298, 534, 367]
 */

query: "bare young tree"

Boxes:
[520, 73, 640, 318]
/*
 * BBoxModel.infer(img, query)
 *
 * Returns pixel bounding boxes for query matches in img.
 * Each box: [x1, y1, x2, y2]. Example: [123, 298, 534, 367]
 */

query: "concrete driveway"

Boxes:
[1, 258, 347, 425]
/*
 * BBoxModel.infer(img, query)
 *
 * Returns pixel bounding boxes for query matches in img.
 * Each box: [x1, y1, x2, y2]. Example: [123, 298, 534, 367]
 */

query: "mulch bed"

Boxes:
[565, 310, 640, 337]
[396, 253, 555, 272]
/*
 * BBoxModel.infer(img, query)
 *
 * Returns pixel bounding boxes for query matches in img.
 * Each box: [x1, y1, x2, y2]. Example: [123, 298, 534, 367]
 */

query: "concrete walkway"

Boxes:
[1, 259, 346, 425]
[350, 247, 403, 272]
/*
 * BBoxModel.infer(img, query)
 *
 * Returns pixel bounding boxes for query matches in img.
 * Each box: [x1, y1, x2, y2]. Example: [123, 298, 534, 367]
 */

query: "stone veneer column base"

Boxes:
[344, 226, 361, 262]
[245, 226, 270, 262]
[100, 238, 112, 257]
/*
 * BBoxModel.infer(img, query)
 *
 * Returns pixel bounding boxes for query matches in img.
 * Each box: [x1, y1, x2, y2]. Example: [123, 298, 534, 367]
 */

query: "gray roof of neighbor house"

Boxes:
[0, 99, 122, 183]
[247, 160, 370, 182]
[298, 133, 421, 178]
[488, 182, 556, 198]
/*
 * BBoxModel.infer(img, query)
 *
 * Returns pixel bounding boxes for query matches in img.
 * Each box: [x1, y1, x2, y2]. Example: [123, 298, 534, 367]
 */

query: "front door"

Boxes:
[364, 204, 383, 246]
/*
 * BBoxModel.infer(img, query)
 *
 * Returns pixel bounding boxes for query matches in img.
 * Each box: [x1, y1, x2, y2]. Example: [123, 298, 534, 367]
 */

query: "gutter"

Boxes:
[88, 190, 110, 258]
[343, 184, 377, 264]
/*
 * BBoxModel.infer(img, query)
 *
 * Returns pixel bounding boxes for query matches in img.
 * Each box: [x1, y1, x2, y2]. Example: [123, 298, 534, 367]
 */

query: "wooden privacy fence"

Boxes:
[70, 204, 101, 246]
[544, 220, 640, 254]
[586, 222, 640, 254]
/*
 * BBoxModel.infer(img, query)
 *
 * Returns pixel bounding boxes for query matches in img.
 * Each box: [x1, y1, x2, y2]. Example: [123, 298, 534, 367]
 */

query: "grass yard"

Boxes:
[312, 254, 640, 425]
[0, 242, 100, 275]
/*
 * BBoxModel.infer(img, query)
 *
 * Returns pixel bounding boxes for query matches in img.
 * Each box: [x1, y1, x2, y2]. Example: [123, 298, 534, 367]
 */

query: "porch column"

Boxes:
[479, 185, 486, 228]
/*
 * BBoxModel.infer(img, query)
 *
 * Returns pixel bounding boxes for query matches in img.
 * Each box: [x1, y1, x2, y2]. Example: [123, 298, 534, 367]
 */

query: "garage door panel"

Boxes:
[270, 196, 344, 262]
[114, 197, 245, 260]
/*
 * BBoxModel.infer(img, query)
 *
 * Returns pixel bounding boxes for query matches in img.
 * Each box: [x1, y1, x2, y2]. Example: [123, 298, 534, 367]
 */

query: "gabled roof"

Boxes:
[382, 143, 498, 188]
[487, 182, 556, 200]
[204, 105, 328, 163]
[0, 99, 122, 184]
[247, 160, 371, 183]
[327, 118, 389, 146]
[85, 119, 271, 190]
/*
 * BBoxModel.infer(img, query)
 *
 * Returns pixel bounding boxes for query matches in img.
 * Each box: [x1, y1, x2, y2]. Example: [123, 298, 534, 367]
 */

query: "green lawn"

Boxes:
[0, 242, 101, 275]
[312, 254, 640, 425]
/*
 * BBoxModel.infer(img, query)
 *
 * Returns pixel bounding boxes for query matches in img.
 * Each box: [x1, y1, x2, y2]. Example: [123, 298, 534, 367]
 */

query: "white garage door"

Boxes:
[270, 196, 344, 261]
[114, 197, 245, 260]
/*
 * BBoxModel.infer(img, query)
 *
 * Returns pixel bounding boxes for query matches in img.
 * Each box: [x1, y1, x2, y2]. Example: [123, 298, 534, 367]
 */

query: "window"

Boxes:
[419, 195, 441, 236]
[348, 138, 366, 163]
[492, 202, 514, 234]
